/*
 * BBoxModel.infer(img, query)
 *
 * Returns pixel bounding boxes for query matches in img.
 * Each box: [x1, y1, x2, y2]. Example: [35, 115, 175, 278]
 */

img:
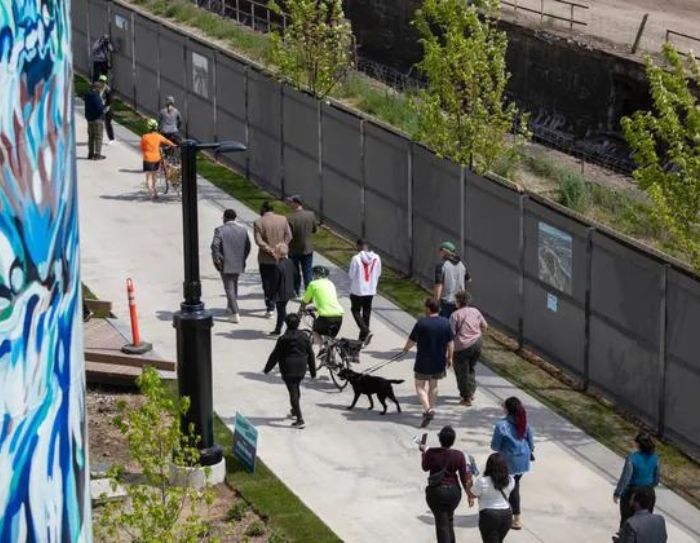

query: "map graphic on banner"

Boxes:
[538, 221, 573, 295]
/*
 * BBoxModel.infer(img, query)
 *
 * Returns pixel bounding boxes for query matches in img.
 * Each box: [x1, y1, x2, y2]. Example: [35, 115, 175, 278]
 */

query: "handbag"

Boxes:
[427, 466, 448, 487]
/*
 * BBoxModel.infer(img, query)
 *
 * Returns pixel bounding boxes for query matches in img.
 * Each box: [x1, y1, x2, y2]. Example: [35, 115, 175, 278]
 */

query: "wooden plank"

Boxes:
[84, 349, 175, 371]
[85, 361, 176, 387]
[84, 298, 113, 314]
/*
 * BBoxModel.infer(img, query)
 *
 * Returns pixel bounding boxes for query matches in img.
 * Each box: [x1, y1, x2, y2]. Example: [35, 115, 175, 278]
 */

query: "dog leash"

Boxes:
[361, 351, 407, 375]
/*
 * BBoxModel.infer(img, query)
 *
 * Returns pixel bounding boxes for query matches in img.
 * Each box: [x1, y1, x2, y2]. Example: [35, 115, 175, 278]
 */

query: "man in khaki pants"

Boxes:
[254, 201, 292, 317]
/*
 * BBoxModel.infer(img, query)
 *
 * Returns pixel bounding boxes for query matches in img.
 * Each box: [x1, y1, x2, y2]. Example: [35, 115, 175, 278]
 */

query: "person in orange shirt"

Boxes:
[140, 118, 175, 200]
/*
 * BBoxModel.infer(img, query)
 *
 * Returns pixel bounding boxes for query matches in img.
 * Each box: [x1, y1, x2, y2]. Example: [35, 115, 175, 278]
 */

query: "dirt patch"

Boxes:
[87, 385, 275, 542]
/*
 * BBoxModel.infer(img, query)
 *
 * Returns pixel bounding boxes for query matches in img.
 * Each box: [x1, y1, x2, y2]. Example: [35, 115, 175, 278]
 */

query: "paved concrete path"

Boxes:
[77, 113, 700, 542]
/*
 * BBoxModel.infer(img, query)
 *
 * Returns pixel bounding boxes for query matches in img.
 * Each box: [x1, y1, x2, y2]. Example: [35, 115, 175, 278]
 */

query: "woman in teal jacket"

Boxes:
[613, 431, 659, 531]
[491, 396, 535, 531]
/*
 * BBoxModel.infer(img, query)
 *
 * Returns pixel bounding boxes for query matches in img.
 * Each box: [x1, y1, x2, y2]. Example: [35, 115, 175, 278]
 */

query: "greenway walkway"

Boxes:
[77, 113, 700, 542]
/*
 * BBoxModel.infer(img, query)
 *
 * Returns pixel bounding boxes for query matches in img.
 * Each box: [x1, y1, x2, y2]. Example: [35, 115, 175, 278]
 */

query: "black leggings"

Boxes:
[509, 474, 522, 515]
[425, 485, 461, 543]
[478, 508, 512, 543]
[284, 377, 303, 422]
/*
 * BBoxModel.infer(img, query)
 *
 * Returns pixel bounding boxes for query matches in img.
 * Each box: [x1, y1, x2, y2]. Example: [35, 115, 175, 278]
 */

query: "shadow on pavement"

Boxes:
[118, 168, 144, 173]
[417, 512, 479, 529]
[216, 328, 271, 341]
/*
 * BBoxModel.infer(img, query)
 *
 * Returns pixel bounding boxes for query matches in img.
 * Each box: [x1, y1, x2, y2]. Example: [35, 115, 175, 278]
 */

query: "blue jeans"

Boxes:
[290, 253, 313, 294]
[439, 300, 456, 319]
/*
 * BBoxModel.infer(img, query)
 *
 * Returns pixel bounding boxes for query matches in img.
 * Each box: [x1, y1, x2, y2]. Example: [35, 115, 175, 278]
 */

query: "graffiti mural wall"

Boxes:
[0, 0, 90, 540]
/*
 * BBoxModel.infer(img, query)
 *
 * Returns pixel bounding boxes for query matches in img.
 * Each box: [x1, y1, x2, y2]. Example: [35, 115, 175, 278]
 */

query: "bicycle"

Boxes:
[299, 308, 363, 390]
[158, 144, 181, 195]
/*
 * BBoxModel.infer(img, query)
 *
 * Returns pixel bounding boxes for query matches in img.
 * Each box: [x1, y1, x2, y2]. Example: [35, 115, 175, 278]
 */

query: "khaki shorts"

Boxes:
[414, 371, 446, 381]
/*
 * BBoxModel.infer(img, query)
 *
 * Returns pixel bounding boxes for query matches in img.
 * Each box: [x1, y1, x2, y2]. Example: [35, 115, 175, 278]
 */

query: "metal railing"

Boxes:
[665, 29, 700, 60]
[501, 0, 589, 31]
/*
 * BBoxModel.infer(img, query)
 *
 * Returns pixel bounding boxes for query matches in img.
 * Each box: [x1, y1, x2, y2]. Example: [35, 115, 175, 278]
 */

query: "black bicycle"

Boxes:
[299, 308, 363, 390]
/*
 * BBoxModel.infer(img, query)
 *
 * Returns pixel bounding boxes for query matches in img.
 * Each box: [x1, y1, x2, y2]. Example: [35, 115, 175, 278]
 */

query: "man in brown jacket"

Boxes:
[254, 201, 292, 317]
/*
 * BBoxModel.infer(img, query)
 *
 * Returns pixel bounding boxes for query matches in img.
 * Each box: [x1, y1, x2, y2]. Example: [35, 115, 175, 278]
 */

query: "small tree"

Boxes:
[269, 0, 354, 98]
[622, 43, 700, 270]
[95, 367, 215, 542]
[411, 0, 528, 174]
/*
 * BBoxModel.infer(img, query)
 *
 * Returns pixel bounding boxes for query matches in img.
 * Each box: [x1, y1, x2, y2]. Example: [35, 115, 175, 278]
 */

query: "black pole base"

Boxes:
[174, 305, 221, 466]
[199, 444, 224, 467]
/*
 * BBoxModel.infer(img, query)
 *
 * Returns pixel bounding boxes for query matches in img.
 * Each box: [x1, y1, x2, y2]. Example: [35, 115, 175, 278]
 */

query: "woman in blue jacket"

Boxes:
[490, 396, 534, 530]
[613, 431, 659, 531]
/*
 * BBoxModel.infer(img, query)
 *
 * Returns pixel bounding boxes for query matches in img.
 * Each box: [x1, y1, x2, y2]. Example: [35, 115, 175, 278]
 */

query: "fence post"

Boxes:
[360, 119, 366, 239]
[251, 2, 255, 31]
[279, 84, 285, 198]
[183, 38, 190, 139]
[318, 101, 324, 221]
[267, 7, 271, 33]
[131, 12, 137, 108]
[213, 52, 219, 142]
[631, 13, 649, 54]
[540, 0, 544, 24]
[517, 193, 527, 350]
[569, 4, 574, 31]
[221, 0, 226, 16]
[408, 144, 414, 278]
[657, 264, 669, 437]
[459, 166, 466, 259]
[236, 0, 240, 23]
[244, 66, 250, 179]
[582, 227, 594, 390]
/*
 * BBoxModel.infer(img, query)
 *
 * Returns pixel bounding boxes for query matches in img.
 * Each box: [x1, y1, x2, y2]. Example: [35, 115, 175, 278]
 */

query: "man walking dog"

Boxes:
[402, 298, 454, 428]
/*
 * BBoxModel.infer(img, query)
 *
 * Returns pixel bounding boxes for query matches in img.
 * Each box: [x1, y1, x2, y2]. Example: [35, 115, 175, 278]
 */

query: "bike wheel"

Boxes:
[327, 350, 349, 391]
[158, 164, 169, 195]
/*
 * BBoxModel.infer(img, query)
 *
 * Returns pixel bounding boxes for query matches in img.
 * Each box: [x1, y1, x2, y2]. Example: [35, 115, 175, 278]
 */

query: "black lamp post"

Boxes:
[173, 139, 246, 467]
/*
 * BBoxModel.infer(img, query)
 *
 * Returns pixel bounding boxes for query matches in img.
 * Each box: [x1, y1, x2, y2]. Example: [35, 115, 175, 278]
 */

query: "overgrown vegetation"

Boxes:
[412, 0, 528, 173]
[95, 367, 215, 542]
[622, 43, 700, 271]
[269, 0, 353, 98]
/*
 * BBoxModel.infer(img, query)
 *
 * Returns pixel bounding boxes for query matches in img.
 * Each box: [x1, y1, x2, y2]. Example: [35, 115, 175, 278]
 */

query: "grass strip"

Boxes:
[75, 73, 700, 510]
[213, 415, 342, 543]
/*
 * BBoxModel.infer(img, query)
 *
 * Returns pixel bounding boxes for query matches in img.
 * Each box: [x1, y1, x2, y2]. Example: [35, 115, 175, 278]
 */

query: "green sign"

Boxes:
[233, 412, 258, 473]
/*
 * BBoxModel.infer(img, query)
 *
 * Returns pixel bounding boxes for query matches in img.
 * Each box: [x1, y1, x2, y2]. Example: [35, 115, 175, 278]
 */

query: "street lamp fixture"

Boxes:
[173, 139, 247, 467]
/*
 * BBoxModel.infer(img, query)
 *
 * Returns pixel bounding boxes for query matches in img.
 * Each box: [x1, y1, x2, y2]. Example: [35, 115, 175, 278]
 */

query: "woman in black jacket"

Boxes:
[264, 313, 316, 429]
[270, 243, 299, 336]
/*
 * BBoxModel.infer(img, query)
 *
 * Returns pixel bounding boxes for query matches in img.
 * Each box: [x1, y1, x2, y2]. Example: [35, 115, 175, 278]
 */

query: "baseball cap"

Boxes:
[286, 194, 302, 205]
[98, 74, 108, 82]
[166, 95, 175, 104]
[439, 241, 456, 253]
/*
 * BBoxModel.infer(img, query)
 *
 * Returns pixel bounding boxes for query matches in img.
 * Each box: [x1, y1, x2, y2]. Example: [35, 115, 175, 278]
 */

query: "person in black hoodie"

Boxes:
[270, 243, 299, 336]
[264, 313, 316, 429]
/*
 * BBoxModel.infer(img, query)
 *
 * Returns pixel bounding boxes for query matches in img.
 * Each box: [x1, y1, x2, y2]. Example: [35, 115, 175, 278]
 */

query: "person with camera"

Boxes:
[419, 425, 475, 543]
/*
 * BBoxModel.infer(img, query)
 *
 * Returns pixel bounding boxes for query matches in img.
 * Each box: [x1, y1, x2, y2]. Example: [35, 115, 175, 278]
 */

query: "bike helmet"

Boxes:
[311, 265, 330, 278]
[146, 118, 158, 130]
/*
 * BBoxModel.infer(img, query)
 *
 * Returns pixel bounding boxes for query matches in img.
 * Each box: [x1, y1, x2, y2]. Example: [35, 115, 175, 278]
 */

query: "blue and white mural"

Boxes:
[0, 1, 90, 540]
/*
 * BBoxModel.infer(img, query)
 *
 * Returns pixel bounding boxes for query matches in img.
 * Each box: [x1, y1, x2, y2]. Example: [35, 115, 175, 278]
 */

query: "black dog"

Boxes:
[338, 368, 403, 415]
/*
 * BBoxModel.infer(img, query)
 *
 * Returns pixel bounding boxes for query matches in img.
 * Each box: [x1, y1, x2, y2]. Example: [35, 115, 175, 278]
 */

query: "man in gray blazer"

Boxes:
[618, 487, 667, 543]
[211, 209, 251, 323]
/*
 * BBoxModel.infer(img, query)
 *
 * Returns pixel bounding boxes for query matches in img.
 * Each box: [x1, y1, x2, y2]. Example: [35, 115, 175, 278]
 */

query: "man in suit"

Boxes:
[617, 487, 667, 543]
[211, 209, 251, 323]
[254, 201, 292, 318]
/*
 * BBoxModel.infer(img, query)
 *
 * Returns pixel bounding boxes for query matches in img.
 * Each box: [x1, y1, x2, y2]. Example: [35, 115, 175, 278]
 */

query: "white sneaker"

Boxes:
[107, 138, 116, 145]
[229, 313, 240, 324]
[264, 310, 274, 319]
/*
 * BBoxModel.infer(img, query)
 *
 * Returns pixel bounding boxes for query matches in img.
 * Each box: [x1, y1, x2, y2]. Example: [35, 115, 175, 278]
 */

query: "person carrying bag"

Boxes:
[470, 452, 515, 543]
[420, 426, 475, 543]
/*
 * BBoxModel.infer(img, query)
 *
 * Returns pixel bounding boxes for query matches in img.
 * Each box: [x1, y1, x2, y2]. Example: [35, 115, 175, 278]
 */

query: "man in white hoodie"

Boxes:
[348, 239, 382, 345]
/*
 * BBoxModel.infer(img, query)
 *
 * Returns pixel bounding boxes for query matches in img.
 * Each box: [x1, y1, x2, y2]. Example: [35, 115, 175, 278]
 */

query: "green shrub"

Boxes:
[245, 520, 266, 537]
[226, 500, 249, 522]
[558, 172, 589, 212]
